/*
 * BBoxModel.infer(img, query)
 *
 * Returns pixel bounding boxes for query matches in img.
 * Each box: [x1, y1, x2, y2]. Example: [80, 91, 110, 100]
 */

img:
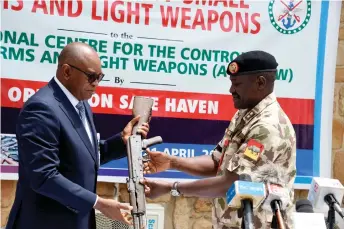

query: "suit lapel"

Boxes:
[48, 79, 97, 163]
[84, 101, 99, 167]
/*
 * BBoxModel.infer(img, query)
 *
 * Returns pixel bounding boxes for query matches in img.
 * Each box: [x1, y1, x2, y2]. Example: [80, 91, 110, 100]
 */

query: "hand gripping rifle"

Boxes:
[126, 96, 163, 229]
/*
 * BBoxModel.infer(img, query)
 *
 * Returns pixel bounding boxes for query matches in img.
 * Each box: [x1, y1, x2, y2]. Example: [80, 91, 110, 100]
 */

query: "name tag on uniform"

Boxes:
[243, 139, 264, 162]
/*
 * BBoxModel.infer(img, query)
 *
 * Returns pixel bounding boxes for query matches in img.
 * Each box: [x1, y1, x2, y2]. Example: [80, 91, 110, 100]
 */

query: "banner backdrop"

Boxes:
[0, 0, 341, 188]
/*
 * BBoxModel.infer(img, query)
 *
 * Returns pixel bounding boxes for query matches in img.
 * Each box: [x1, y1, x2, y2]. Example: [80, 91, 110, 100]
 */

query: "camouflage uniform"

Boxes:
[211, 93, 297, 229]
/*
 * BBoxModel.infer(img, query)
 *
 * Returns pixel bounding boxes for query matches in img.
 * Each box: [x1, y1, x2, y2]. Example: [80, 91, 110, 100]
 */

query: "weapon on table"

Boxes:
[126, 96, 163, 229]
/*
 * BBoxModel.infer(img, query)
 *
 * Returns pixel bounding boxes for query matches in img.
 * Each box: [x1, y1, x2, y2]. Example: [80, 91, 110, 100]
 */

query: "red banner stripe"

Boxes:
[0, 78, 314, 125]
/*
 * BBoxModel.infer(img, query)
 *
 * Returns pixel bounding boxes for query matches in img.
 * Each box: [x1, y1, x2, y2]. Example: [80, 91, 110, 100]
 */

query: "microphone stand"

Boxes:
[271, 200, 286, 229]
[240, 199, 254, 229]
[325, 195, 336, 229]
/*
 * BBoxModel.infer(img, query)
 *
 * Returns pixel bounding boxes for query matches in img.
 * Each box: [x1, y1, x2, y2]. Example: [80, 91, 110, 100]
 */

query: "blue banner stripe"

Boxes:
[100, 144, 313, 177]
[99, 169, 313, 185]
[1, 107, 315, 150]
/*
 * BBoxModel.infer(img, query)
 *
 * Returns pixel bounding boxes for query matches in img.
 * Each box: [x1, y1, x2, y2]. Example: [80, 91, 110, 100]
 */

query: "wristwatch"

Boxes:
[170, 181, 181, 197]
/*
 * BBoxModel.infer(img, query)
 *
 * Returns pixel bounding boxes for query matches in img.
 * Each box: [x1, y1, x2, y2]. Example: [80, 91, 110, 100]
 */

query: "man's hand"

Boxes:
[140, 178, 172, 199]
[143, 149, 172, 174]
[122, 115, 150, 145]
[94, 197, 133, 225]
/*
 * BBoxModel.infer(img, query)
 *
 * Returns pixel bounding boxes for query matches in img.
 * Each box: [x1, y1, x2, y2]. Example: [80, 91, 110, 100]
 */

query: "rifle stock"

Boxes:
[126, 96, 163, 229]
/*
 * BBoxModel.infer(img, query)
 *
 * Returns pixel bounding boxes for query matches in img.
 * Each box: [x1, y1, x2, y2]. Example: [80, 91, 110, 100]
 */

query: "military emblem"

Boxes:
[243, 139, 264, 161]
[228, 62, 239, 74]
[268, 0, 311, 35]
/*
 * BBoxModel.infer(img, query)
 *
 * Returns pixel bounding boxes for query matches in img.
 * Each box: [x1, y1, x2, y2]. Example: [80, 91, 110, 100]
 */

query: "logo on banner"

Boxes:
[268, 0, 311, 35]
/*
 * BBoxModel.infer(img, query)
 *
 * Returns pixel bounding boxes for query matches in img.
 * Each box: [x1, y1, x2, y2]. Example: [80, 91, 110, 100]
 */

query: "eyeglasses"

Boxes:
[67, 64, 105, 83]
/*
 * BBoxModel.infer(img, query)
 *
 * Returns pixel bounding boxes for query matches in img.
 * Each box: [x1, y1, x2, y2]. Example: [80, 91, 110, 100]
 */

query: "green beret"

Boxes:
[226, 50, 278, 76]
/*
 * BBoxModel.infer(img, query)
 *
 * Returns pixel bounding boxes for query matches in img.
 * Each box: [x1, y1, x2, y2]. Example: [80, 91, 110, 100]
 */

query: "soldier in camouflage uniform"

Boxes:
[141, 51, 297, 229]
[211, 93, 296, 229]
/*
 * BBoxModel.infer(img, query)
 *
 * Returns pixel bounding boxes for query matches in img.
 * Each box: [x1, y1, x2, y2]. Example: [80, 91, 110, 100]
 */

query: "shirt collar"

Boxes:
[240, 92, 277, 123]
[54, 76, 80, 108]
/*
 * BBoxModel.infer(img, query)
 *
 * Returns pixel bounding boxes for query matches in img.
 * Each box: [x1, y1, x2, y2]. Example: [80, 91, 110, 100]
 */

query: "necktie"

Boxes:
[76, 101, 92, 143]
[76, 101, 86, 122]
[76, 101, 97, 164]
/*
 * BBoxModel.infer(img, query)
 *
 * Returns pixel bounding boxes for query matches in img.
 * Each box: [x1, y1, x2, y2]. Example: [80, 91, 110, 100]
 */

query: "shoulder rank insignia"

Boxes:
[243, 139, 264, 161]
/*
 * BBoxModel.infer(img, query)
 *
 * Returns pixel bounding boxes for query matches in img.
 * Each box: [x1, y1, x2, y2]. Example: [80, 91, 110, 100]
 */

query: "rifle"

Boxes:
[126, 96, 163, 229]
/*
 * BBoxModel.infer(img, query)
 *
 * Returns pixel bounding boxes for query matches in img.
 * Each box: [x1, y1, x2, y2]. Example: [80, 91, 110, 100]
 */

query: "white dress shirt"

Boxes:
[54, 76, 93, 145]
[53, 76, 99, 206]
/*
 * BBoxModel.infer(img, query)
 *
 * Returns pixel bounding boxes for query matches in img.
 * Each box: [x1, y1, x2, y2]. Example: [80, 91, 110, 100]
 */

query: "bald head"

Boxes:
[58, 42, 99, 66]
[56, 42, 103, 101]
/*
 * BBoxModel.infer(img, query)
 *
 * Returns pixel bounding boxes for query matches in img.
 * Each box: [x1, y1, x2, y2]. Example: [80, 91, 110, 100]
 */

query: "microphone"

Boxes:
[265, 184, 289, 229]
[294, 199, 327, 229]
[253, 163, 289, 188]
[324, 195, 344, 219]
[253, 163, 292, 229]
[307, 177, 344, 229]
[226, 173, 266, 229]
[296, 199, 314, 213]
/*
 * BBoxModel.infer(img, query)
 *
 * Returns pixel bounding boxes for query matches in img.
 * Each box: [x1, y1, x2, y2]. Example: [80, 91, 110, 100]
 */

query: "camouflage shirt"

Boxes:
[211, 93, 297, 229]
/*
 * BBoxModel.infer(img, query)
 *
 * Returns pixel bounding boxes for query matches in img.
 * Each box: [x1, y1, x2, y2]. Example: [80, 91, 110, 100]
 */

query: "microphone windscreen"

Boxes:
[253, 163, 288, 187]
[239, 173, 252, 182]
[296, 199, 314, 213]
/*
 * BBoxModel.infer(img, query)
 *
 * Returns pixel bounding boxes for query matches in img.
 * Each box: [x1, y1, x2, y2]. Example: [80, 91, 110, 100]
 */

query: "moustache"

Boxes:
[232, 93, 240, 99]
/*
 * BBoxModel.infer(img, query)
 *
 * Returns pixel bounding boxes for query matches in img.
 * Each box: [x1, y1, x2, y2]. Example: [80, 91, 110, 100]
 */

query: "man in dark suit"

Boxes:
[6, 42, 150, 229]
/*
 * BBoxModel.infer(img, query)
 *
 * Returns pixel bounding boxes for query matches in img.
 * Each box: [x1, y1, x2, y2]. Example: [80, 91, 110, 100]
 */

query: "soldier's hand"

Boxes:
[143, 149, 171, 174]
[140, 178, 172, 199]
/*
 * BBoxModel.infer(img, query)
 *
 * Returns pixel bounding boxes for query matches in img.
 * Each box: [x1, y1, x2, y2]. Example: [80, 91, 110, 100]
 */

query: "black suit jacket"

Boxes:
[6, 78, 127, 229]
